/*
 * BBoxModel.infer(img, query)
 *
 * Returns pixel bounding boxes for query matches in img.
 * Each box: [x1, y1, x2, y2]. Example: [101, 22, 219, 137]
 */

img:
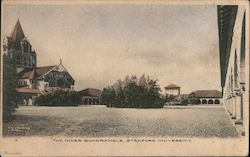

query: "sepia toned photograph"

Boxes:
[0, 0, 249, 156]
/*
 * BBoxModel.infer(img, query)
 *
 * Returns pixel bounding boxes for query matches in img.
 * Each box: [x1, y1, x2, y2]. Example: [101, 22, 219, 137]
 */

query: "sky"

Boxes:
[1, 2, 221, 94]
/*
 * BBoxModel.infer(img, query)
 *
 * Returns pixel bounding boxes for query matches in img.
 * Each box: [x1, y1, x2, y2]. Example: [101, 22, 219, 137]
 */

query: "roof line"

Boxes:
[58, 62, 75, 81]
[42, 65, 58, 77]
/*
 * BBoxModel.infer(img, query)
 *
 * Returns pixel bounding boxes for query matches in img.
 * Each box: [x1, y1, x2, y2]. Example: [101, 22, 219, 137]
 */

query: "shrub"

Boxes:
[34, 91, 81, 106]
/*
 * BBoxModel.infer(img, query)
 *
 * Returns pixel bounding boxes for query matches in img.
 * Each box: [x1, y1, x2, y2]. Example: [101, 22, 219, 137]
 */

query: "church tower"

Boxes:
[3, 19, 37, 73]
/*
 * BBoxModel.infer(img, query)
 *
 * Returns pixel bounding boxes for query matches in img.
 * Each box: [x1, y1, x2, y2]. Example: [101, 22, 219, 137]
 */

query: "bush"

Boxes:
[189, 97, 200, 104]
[163, 94, 176, 105]
[34, 91, 81, 106]
[100, 74, 164, 108]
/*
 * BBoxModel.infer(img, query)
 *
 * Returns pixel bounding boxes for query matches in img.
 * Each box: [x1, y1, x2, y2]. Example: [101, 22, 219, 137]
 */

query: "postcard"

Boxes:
[1, 0, 249, 156]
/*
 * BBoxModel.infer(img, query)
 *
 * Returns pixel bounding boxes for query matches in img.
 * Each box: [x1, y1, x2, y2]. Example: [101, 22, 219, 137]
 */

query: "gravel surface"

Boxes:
[3, 105, 239, 138]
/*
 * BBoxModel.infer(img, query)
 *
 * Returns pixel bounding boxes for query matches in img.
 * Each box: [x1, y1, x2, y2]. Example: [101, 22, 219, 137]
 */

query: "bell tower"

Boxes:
[3, 19, 37, 73]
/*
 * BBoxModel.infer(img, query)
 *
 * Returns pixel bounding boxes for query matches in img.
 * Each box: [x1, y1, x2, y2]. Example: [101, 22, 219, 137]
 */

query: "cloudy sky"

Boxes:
[2, 2, 221, 93]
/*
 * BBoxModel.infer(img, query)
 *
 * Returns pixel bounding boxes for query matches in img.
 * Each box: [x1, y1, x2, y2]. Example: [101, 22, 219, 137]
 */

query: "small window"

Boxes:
[23, 42, 29, 53]
[49, 81, 56, 87]
[16, 55, 21, 65]
[29, 57, 32, 67]
[23, 56, 27, 66]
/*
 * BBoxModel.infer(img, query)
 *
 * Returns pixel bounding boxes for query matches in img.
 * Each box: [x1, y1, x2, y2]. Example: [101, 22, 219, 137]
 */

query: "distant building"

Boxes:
[17, 63, 75, 92]
[164, 84, 180, 96]
[3, 19, 75, 105]
[78, 88, 102, 105]
[190, 90, 222, 104]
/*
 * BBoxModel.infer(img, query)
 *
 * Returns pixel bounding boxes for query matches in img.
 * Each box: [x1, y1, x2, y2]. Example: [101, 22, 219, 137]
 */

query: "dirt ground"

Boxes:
[3, 105, 239, 138]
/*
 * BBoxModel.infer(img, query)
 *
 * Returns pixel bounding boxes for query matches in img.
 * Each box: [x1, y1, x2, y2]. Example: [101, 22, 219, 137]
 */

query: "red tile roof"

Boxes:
[28, 69, 37, 79]
[78, 88, 102, 97]
[165, 84, 180, 89]
[190, 90, 222, 98]
[18, 65, 56, 79]
[16, 87, 41, 94]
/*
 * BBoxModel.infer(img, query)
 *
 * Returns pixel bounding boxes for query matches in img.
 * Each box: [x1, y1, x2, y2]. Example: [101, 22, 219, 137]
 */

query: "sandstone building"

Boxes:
[3, 19, 75, 105]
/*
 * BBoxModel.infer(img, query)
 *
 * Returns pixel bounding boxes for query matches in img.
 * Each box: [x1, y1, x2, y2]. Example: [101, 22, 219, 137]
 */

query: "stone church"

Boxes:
[3, 19, 75, 105]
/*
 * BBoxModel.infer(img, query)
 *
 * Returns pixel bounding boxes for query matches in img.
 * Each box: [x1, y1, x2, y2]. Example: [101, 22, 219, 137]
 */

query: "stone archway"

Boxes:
[84, 98, 88, 104]
[214, 99, 220, 104]
[202, 99, 207, 104]
[197, 99, 201, 104]
[28, 97, 33, 106]
[23, 98, 27, 106]
[208, 99, 214, 104]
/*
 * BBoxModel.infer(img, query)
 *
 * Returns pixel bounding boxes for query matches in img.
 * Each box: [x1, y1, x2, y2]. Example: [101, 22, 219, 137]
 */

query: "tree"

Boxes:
[164, 94, 176, 103]
[188, 96, 200, 105]
[100, 87, 116, 107]
[101, 74, 164, 108]
[3, 54, 18, 121]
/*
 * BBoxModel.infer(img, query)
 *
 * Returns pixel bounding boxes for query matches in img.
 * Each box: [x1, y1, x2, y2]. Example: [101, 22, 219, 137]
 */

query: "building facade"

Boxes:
[217, 5, 249, 135]
[164, 84, 181, 96]
[78, 88, 102, 105]
[3, 19, 75, 105]
[190, 90, 222, 104]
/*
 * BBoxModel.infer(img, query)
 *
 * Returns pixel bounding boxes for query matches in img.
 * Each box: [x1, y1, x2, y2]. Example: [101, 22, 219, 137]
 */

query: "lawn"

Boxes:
[3, 105, 239, 137]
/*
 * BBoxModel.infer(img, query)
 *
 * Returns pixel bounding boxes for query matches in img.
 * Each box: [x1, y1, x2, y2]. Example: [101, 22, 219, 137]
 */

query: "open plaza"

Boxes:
[3, 105, 238, 138]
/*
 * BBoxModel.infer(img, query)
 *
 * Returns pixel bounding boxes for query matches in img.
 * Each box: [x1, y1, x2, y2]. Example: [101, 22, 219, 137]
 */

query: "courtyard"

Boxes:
[3, 105, 239, 138]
